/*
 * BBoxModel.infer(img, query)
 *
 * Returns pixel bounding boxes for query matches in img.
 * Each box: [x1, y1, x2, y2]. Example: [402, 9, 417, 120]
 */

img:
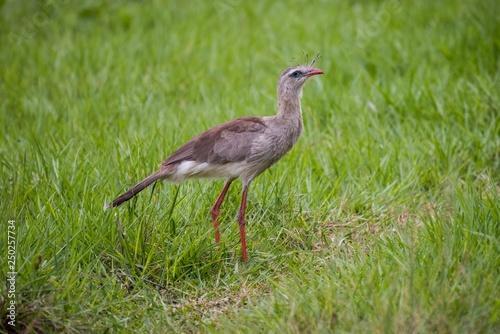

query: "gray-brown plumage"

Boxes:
[106, 62, 324, 261]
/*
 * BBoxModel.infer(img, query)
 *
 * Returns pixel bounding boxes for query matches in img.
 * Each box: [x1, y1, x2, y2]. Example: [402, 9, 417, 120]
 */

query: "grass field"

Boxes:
[1, 0, 499, 332]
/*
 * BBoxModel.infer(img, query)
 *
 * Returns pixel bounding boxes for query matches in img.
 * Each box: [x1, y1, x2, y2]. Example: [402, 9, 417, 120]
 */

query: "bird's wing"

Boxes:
[160, 116, 267, 167]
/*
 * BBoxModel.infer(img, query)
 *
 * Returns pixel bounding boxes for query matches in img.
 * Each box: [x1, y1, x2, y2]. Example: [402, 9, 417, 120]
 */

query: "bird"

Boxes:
[106, 59, 324, 261]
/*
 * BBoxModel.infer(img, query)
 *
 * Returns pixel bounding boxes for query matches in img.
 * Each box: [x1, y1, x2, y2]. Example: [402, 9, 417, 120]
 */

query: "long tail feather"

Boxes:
[105, 170, 166, 209]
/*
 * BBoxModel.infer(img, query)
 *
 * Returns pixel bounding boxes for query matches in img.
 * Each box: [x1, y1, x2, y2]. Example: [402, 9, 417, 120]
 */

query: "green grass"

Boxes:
[1, 0, 499, 332]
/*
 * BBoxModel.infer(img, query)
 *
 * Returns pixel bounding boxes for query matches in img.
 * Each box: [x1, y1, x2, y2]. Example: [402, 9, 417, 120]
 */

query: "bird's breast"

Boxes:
[248, 121, 302, 166]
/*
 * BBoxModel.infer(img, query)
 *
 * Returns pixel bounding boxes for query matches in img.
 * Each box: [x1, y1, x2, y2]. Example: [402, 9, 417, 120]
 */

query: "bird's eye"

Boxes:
[290, 70, 302, 78]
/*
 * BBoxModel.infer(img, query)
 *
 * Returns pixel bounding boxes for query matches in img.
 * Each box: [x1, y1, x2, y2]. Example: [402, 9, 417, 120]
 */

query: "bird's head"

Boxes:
[277, 59, 324, 99]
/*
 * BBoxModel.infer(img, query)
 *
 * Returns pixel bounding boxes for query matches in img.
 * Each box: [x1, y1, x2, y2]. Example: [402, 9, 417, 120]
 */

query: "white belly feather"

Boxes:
[169, 160, 252, 183]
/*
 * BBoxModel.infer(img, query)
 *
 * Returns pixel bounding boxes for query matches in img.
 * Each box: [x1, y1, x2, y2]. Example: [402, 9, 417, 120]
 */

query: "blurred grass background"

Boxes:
[1, 0, 499, 332]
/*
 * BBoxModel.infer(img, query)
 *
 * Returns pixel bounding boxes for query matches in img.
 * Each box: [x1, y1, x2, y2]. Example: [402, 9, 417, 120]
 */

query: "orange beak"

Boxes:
[306, 68, 324, 77]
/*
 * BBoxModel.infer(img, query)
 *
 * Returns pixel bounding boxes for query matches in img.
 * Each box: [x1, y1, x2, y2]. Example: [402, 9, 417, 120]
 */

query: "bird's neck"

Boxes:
[267, 89, 304, 146]
[275, 88, 303, 122]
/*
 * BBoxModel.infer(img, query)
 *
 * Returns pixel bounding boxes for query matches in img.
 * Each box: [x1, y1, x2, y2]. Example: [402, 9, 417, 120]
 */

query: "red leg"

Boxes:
[237, 185, 249, 261]
[211, 179, 233, 246]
